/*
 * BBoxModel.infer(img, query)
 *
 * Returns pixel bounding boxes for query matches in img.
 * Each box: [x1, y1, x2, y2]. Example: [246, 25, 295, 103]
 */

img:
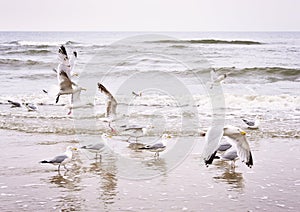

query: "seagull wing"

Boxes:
[202, 126, 223, 166]
[49, 154, 68, 164]
[59, 70, 73, 91]
[210, 69, 217, 82]
[98, 83, 117, 117]
[226, 134, 253, 167]
[69, 51, 77, 73]
[82, 142, 105, 151]
[58, 45, 68, 62]
[242, 119, 255, 126]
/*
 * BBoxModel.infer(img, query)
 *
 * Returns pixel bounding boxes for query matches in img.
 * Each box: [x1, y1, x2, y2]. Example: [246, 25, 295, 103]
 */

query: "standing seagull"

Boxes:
[97, 83, 117, 118]
[80, 133, 112, 161]
[209, 68, 228, 89]
[40, 146, 77, 172]
[203, 125, 253, 168]
[216, 148, 239, 168]
[24, 103, 38, 112]
[242, 117, 260, 129]
[139, 134, 172, 158]
[122, 124, 153, 142]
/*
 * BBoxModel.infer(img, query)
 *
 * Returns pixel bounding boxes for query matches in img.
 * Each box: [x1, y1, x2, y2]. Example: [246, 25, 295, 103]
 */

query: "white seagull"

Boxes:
[216, 148, 239, 168]
[209, 68, 228, 89]
[242, 117, 260, 129]
[56, 45, 77, 80]
[40, 146, 77, 172]
[203, 125, 253, 168]
[122, 124, 153, 142]
[24, 103, 38, 112]
[55, 46, 85, 115]
[97, 83, 117, 118]
[138, 134, 172, 158]
[80, 133, 112, 160]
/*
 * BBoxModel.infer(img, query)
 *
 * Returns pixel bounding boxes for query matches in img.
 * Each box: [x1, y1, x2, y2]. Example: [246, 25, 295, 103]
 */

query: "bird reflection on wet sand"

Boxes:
[213, 161, 245, 191]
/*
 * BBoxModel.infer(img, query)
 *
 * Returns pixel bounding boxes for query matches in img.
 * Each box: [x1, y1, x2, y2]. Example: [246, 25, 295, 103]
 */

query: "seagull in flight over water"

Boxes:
[55, 46, 85, 115]
[97, 83, 117, 118]
[209, 68, 228, 89]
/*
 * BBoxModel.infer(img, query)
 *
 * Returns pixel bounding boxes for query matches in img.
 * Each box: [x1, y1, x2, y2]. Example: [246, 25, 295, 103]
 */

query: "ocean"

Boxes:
[0, 31, 299, 211]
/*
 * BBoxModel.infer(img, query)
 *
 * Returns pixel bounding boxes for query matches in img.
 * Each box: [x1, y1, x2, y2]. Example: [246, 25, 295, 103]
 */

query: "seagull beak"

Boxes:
[167, 135, 172, 138]
[72, 147, 78, 151]
[240, 131, 246, 135]
[108, 135, 112, 138]
[81, 87, 87, 91]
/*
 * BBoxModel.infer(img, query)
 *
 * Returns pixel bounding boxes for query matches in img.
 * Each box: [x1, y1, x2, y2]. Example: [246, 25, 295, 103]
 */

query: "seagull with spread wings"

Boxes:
[203, 125, 253, 168]
[55, 46, 85, 115]
[97, 83, 117, 118]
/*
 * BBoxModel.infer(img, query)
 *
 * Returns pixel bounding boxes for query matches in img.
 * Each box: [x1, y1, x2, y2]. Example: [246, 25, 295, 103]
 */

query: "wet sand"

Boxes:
[0, 129, 299, 211]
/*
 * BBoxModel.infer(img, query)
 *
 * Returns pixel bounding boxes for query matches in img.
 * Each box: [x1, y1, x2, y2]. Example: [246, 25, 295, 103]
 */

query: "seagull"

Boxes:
[40, 146, 77, 172]
[7, 100, 22, 108]
[80, 133, 112, 161]
[97, 83, 117, 118]
[216, 148, 239, 168]
[217, 139, 232, 151]
[122, 124, 153, 142]
[242, 117, 260, 129]
[138, 134, 172, 158]
[24, 103, 38, 112]
[203, 125, 253, 168]
[56, 45, 78, 80]
[132, 91, 142, 97]
[55, 46, 85, 115]
[209, 68, 228, 89]
[56, 69, 86, 114]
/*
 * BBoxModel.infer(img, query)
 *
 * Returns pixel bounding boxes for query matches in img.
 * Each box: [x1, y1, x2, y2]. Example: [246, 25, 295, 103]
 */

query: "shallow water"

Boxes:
[0, 129, 299, 211]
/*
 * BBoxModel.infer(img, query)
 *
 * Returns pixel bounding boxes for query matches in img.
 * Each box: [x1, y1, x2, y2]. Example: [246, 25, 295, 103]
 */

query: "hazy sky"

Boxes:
[1, 0, 299, 31]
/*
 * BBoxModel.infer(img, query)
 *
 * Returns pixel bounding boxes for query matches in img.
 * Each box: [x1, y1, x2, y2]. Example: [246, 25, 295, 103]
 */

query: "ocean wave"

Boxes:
[5, 49, 52, 55]
[0, 58, 51, 68]
[2, 40, 82, 48]
[149, 39, 262, 45]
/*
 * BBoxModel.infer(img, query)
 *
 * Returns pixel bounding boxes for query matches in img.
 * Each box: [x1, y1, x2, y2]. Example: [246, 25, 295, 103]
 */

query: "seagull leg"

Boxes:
[58, 164, 61, 172]
[64, 165, 69, 171]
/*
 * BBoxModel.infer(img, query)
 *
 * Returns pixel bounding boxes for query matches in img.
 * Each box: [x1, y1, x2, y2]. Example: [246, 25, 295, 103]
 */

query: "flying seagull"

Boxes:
[40, 146, 77, 172]
[203, 125, 253, 168]
[209, 68, 229, 89]
[97, 83, 117, 118]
